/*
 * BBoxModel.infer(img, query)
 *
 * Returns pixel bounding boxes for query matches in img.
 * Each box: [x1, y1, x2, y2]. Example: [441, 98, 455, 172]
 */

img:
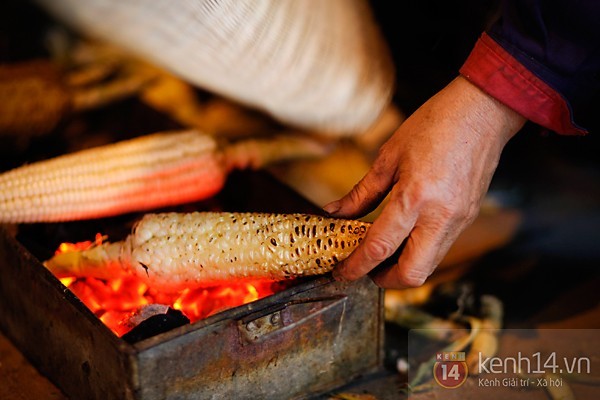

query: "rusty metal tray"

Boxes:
[0, 171, 384, 400]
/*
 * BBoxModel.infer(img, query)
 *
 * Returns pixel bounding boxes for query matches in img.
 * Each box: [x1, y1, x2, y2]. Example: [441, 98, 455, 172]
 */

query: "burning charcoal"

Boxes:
[121, 308, 190, 343]
[125, 303, 170, 328]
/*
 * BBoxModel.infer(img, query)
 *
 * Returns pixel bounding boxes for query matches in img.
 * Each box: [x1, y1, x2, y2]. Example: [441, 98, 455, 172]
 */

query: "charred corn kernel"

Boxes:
[0, 130, 326, 223]
[45, 212, 370, 291]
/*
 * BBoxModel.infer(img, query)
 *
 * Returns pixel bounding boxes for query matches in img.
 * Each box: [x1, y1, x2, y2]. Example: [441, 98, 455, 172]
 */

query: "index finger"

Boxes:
[333, 194, 417, 281]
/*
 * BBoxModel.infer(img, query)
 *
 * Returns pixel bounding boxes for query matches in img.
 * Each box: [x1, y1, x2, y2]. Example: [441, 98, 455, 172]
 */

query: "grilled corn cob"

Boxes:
[45, 212, 370, 291]
[0, 130, 326, 223]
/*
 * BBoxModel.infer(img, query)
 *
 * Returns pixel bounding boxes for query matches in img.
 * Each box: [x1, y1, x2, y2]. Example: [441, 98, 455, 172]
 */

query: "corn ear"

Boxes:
[0, 130, 327, 223]
[0, 130, 223, 223]
[45, 212, 370, 291]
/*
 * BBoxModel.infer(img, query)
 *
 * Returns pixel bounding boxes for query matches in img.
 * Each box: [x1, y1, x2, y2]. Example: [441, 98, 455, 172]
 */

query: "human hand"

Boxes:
[324, 76, 526, 288]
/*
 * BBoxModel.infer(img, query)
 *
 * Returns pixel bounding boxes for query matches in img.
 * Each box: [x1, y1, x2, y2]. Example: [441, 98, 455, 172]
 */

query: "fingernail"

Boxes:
[323, 201, 341, 215]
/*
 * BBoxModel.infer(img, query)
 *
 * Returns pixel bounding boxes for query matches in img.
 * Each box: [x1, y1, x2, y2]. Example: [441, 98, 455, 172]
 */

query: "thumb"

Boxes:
[323, 161, 395, 219]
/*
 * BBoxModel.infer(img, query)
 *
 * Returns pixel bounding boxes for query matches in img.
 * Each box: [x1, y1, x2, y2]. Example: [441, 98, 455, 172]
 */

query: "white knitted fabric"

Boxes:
[36, 0, 395, 135]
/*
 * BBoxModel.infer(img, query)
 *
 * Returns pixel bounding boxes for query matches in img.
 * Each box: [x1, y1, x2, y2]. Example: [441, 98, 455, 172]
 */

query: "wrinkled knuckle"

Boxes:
[434, 190, 479, 222]
[364, 237, 397, 263]
[347, 183, 370, 209]
[399, 271, 428, 288]
[390, 182, 427, 212]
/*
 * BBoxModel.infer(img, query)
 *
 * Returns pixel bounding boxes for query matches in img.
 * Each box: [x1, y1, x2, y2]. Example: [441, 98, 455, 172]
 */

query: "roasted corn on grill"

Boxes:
[45, 212, 371, 291]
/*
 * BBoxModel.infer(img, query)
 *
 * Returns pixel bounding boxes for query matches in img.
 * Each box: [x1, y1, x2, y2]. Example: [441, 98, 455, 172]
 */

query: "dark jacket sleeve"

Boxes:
[459, 0, 600, 135]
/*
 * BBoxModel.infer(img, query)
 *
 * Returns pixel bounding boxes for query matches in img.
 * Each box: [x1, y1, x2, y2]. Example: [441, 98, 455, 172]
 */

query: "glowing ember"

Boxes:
[56, 233, 105, 254]
[53, 235, 288, 337]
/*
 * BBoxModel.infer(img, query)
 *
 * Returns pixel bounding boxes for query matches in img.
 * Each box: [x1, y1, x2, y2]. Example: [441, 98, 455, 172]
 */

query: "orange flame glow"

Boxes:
[56, 233, 105, 254]
[54, 236, 287, 337]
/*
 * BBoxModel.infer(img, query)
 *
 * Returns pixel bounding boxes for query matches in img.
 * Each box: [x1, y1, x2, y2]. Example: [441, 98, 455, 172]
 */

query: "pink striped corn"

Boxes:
[0, 130, 325, 223]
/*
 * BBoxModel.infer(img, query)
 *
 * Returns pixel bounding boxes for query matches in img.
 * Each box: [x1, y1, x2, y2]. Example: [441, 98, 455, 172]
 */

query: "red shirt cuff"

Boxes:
[459, 32, 587, 135]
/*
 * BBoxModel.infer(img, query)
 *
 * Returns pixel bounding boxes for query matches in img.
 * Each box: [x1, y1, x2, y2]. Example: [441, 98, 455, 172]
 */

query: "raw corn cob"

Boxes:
[44, 212, 371, 291]
[0, 130, 326, 223]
